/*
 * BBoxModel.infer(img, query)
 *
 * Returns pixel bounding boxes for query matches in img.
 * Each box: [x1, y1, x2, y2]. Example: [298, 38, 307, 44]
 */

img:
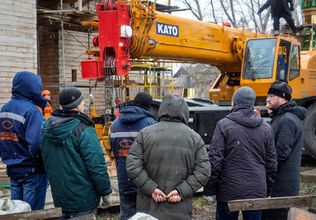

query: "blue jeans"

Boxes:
[119, 193, 136, 220]
[10, 174, 48, 210]
[216, 201, 262, 220]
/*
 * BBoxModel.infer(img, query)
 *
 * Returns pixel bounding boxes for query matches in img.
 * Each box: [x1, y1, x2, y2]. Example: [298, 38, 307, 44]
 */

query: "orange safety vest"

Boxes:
[43, 103, 53, 119]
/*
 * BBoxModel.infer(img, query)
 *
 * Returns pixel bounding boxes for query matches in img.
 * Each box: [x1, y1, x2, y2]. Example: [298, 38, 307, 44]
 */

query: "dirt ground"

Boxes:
[192, 197, 216, 220]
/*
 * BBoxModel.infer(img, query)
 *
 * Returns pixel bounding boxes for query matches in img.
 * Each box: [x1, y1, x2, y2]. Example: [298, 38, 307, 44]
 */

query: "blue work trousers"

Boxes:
[216, 201, 262, 220]
[10, 174, 48, 210]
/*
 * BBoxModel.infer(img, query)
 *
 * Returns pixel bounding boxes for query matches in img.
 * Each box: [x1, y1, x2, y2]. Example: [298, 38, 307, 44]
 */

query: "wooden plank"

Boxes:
[288, 207, 316, 220]
[0, 207, 62, 220]
[228, 195, 316, 211]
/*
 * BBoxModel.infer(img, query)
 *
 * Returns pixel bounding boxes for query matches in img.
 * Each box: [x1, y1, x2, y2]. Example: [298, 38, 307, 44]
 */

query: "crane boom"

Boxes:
[81, 0, 267, 77]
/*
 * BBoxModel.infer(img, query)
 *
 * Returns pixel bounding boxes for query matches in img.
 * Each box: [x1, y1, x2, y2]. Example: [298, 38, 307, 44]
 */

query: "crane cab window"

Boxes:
[289, 45, 300, 80]
[243, 39, 276, 80]
[276, 41, 290, 81]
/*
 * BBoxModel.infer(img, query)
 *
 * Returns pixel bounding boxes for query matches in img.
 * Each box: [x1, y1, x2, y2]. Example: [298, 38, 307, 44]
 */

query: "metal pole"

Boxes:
[60, 0, 66, 88]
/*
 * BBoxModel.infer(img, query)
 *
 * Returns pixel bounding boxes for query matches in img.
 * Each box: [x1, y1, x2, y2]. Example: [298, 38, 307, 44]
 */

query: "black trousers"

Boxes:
[273, 13, 297, 33]
[261, 208, 288, 220]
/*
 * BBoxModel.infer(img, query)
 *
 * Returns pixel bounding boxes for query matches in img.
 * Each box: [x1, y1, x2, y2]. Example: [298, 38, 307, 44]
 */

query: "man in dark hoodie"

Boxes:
[110, 92, 156, 220]
[262, 81, 306, 220]
[40, 87, 112, 219]
[258, 0, 298, 36]
[0, 71, 48, 210]
[204, 86, 277, 220]
[126, 94, 211, 220]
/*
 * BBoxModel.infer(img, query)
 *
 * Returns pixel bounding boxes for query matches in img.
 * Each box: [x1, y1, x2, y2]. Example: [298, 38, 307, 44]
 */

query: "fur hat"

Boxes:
[59, 87, 84, 110]
[232, 86, 256, 106]
[134, 92, 153, 110]
[268, 81, 292, 100]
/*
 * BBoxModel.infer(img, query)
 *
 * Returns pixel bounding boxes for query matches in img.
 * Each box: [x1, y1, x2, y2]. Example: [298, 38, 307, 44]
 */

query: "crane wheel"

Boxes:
[304, 103, 316, 159]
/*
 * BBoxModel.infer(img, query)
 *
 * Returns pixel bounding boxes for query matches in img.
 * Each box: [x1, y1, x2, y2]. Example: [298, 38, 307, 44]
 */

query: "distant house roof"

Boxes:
[174, 67, 189, 77]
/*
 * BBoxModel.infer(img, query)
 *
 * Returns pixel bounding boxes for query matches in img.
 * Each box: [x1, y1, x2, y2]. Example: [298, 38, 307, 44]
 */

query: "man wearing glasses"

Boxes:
[263, 81, 306, 220]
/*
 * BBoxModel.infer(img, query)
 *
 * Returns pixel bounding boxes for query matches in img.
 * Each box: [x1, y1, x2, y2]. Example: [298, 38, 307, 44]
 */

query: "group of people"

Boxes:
[0, 70, 306, 220]
[204, 81, 305, 220]
[111, 81, 305, 220]
[0, 71, 112, 219]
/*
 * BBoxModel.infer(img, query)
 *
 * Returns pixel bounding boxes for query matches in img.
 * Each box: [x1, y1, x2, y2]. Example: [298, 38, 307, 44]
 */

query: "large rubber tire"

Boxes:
[304, 103, 316, 159]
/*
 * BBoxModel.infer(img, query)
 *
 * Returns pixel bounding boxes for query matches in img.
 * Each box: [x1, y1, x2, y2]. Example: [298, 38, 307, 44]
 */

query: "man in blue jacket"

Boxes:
[110, 92, 156, 220]
[0, 71, 48, 210]
[204, 87, 277, 220]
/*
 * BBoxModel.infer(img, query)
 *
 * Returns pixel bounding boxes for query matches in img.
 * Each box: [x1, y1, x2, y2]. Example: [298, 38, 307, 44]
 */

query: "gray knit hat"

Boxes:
[59, 87, 84, 110]
[232, 86, 256, 106]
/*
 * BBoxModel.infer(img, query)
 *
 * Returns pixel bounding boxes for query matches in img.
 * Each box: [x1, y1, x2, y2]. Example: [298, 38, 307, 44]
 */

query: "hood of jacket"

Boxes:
[42, 115, 78, 145]
[119, 106, 154, 124]
[227, 105, 263, 128]
[273, 101, 306, 120]
[11, 71, 47, 109]
[158, 94, 189, 124]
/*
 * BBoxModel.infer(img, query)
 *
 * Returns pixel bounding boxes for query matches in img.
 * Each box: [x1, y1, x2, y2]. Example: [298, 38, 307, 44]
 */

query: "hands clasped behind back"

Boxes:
[151, 188, 182, 203]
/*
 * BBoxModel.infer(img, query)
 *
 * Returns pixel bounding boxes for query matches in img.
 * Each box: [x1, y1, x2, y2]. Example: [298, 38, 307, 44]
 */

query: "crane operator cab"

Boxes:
[241, 37, 300, 104]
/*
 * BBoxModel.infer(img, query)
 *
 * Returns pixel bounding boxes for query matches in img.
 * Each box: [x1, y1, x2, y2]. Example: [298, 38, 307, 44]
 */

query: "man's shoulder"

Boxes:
[72, 121, 90, 138]
[1, 99, 40, 117]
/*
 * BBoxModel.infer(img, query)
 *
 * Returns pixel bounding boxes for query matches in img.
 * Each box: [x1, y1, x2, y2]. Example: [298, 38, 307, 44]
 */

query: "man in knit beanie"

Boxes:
[110, 92, 156, 220]
[205, 86, 277, 220]
[262, 81, 306, 220]
[40, 87, 112, 219]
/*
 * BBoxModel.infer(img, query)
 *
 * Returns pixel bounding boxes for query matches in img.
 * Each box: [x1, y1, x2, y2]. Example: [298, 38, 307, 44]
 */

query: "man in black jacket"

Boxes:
[258, 0, 298, 36]
[204, 86, 277, 220]
[262, 81, 306, 220]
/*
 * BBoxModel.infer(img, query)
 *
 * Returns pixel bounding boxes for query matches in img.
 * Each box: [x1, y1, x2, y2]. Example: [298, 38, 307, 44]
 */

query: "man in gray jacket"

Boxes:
[126, 94, 211, 220]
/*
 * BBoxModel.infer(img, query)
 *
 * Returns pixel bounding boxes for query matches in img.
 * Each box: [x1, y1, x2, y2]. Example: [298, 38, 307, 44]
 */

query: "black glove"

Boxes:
[290, 6, 294, 11]
[257, 10, 262, 15]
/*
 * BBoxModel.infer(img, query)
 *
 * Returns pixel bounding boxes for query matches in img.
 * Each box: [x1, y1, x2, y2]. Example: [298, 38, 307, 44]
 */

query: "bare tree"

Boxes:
[176, 0, 301, 33]
[181, 0, 204, 20]
[219, 0, 237, 27]
[210, 0, 217, 23]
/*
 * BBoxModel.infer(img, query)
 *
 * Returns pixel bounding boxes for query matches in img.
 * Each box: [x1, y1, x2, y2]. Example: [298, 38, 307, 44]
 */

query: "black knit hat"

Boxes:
[134, 92, 153, 110]
[232, 86, 256, 106]
[59, 87, 84, 110]
[268, 81, 292, 101]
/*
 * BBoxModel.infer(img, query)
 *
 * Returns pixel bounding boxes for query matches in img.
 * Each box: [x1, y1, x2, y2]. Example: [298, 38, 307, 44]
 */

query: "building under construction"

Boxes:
[0, 0, 174, 116]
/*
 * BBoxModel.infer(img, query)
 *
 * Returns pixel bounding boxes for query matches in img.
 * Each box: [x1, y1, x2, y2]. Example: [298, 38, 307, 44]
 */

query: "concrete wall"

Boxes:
[0, 0, 37, 107]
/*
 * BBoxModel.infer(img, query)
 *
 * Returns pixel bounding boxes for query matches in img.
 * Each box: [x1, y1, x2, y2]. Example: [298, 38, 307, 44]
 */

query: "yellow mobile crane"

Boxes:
[81, 0, 316, 157]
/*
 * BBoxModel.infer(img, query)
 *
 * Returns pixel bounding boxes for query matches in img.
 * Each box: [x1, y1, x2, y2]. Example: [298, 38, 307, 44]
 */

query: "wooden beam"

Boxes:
[228, 195, 316, 212]
[0, 208, 62, 220]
